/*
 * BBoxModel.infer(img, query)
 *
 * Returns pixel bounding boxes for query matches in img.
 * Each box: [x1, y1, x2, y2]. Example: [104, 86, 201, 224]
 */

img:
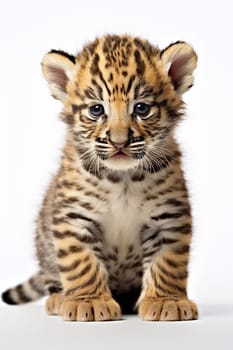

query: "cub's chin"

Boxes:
[104, 153, 138, 171]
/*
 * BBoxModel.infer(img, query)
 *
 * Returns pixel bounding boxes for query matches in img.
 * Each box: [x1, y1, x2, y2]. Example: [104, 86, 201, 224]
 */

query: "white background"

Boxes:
[0, 0, 233, 349]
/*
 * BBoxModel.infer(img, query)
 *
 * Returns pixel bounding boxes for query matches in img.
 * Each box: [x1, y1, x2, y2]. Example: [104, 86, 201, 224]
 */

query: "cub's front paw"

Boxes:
[139, 298, 198, 321]
[61, 297, 121, 322]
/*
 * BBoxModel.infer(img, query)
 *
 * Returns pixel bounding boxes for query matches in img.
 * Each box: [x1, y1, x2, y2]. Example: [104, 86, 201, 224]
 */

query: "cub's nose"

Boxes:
[110, 140, 127, 149]
[106, 128, 133, 149]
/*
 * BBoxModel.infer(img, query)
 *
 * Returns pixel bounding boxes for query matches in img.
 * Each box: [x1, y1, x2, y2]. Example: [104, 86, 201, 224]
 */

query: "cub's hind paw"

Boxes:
[45, 293, 63, 316]
[139, 298, 198, 321]
[61, 297, 121, 322]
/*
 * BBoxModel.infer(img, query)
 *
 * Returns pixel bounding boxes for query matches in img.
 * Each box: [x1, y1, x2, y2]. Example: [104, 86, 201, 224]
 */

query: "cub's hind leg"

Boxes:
[46, 293, 64, 316]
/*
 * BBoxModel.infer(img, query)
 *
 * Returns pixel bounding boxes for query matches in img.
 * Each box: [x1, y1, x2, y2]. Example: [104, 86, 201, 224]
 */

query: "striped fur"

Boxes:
[2, 35, 198, 321]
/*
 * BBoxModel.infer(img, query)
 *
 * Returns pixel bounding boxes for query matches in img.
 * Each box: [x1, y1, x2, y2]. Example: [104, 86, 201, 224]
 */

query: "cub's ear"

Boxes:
[161, 42, 197, 95]
[41, 50, 76, 102]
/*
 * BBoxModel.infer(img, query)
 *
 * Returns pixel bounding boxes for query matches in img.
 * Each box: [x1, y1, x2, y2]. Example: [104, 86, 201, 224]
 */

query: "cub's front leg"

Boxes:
[47, 221, 121, 322]
[138, 206, 198, 321]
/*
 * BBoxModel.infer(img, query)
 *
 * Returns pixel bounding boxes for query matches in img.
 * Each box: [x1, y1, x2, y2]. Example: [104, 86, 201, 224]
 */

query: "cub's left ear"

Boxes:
[41, 50, 76, 102]
[161, 42, 197, 95]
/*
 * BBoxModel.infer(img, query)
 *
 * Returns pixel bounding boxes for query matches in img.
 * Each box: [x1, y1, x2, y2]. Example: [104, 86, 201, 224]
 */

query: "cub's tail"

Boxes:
[1, 271, 46, 305]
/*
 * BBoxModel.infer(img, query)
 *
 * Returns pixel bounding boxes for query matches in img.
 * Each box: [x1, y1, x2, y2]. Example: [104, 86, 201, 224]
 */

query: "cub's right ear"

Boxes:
[41, 50, 76, 102]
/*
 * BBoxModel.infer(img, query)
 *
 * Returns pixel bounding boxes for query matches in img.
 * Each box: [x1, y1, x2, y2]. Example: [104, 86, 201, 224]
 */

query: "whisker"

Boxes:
[80, 148, 94, 160]
[150, 149, 172, 167]
[153, 144, 176, 160]
[81, 150, 99, 174]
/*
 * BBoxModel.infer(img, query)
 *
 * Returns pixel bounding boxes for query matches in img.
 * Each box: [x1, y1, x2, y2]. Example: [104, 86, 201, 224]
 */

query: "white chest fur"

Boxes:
[99, 176, 157, 292]
[102, 179, 146, 257]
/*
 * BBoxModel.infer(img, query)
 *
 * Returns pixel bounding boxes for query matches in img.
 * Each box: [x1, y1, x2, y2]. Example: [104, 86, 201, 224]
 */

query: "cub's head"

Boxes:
[42, 35, 197, 172]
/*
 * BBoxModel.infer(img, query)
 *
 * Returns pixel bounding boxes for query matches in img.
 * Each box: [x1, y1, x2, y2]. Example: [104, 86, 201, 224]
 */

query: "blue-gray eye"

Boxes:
[134, 103, 150, 118]
[89, 104, 104, 119]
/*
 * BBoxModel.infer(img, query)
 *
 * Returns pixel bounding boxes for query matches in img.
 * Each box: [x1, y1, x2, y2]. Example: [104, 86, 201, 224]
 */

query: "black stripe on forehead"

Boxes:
[134, 50, 145, 75]
[90, 53, 100, 75]
[99, 72, 111, 96]
[89, 53, 111, 98]
[126, 75, 136, 95]
[91, 79, 103, 100]
[133, 37, 159, 65]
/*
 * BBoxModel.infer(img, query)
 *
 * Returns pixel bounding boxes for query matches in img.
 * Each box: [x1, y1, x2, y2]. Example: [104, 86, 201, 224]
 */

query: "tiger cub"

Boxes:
[2, 34, 198, 321]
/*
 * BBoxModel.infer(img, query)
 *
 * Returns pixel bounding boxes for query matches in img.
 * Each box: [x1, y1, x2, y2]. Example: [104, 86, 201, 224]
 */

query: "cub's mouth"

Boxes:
[112, 151, 129, 159]
[103, 148, 144, 171]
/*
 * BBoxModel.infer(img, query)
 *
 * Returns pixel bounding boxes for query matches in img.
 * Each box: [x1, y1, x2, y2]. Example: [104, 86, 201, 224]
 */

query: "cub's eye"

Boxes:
[134, 103, 151, 118]
[89, 104, 104, 120]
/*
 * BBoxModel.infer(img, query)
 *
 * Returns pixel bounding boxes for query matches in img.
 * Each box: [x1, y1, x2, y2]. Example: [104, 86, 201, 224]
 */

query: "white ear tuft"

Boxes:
[41, 50, 75, 102]
[161, 42, 197, 95]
